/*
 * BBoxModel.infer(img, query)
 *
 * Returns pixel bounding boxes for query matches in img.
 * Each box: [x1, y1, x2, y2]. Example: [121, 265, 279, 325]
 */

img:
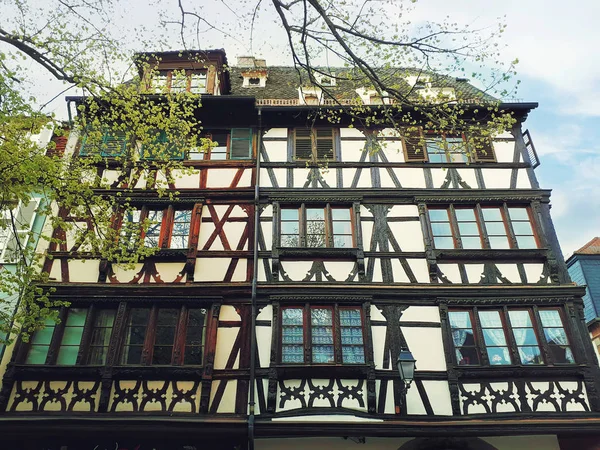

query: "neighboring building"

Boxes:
[0, 50, 599, 450]
[567, 237, 600, 354]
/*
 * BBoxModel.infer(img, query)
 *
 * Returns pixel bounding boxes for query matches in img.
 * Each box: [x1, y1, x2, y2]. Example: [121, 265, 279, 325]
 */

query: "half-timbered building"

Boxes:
[1, 50, 599, 450]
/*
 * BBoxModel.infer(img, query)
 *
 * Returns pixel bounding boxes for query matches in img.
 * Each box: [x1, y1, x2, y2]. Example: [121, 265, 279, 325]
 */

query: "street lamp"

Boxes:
[396, 347, 416, 390]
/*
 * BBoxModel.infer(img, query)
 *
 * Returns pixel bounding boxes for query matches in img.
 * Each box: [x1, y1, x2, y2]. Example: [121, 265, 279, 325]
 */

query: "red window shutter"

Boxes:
[294, 128, 313, 160]
[471, 136, 496, 162]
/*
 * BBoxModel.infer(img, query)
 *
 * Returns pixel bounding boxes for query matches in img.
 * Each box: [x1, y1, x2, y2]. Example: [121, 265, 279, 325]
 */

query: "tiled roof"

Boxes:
[574, 237, 600, 255]
[229, 66, 496, 102]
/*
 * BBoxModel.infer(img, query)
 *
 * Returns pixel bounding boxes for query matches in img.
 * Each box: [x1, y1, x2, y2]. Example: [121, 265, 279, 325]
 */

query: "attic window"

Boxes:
[304, 94, 319, 105]
[317, 74, 336, 86]
[249, 77, 260, 85]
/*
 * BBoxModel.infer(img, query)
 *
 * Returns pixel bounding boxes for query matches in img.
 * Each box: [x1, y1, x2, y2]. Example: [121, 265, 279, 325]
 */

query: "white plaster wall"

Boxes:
[111, 263, 144, 283]
[340, 128, 365, 138]
[495, 264, 521, 283]
[214, 327, 240, 370]
[209, 380, 236, 413]
[340, 140, 366, 162]
[263, 141, 288, 162]
[405, 383, 427, 415]
[401, 327, 446, 370]
[389, 205, 419, 217]
[293, 168, 312, 188]
[395, 222, 425, 251]
[423, 380, 453, 415]
[397, 168, 426, 188]
[375, 380, 396, 413]
[371, 326, 387, 370]
[401, 306, 440, 323]
[465, 264, 486, 283]
[100, 169, 121, 187]
[437, 264, 462, 283]
[153, 263, 185, 282]
[264, 128, 289, 139]
[456, 168, 478, 188]
[194, 258, 247, 282]
[516, 169, 532, 188]
[524, 264, 545, 283]
[379, 140, 405, 162]
[430, 168, 448, 188]
[482, 168, 511, 188]
[171, 168, 200, 189]
[206, 169, 239, 188]
[68, 260, 100, 282]
[493, 141, 515, 163]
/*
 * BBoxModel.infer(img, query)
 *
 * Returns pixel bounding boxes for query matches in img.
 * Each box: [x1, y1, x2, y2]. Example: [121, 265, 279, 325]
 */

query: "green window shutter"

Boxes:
[140, 131, 184, 160]
[402, 127, 427, 162]
[315, 129, 334, 160]
[101, 130, 127, 157]
[294, 128, 313, 160]
[229, 128, 253, 159]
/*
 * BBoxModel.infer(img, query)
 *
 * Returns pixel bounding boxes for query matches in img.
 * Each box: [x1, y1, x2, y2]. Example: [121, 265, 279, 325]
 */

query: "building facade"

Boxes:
[0, 50, 599, 450]
[567, 237, 600, 358]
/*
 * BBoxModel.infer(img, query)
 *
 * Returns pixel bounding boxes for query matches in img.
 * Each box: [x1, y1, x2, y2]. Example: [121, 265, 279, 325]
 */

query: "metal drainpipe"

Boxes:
[248, 107, 262, 450]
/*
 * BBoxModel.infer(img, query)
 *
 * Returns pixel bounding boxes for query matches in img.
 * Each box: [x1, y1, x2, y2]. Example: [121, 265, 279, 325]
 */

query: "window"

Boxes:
[447, 308, 575, 367]
[293, 128, 335, 161]
[151, 70, 207, 94]
[79, 129, 128, 157]
[24, 308, 116, 365]
[120, 306, 207, 365]
[402, 127, 496, 162]
[281, 306, 365, 364]
[119, 206, 193, 250]
[139, 130, 185, 161]
[426, 136, 468, 163]
[280, 205, 354, 248]
[427, 205, 539, 250]
[191, 129, 253, 161]
[0, 199, 40, 263]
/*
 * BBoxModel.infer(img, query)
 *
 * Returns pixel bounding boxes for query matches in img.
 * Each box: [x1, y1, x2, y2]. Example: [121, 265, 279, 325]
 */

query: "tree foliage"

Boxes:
[0, 0, 520, 339]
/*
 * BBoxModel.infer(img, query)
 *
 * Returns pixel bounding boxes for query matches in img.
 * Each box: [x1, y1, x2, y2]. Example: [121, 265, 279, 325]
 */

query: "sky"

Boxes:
[13, 0, 600, 258]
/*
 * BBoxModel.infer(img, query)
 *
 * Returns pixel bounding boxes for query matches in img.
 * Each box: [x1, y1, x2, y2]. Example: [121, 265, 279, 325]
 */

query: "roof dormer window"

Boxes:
[249, 77, 260, 85]
[318, 73, 336, 87]
[242, 69, 268, 88]
[151, 69, 207, 94]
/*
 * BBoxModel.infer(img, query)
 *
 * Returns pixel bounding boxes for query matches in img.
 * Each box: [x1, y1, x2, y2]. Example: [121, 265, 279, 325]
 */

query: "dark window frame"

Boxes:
[21, 306, 117, 366]
[151, 69, 208, 94]
[446, 306, 576, 367]
[117, 205, 194, 250]
[279, 304, 367, 366]
[118, 304, 208, 366]
[427, 203, 541, 250]
[292, 128, 337, 161]
[402, 127, 496, 163]
[278, 203, 356, 249]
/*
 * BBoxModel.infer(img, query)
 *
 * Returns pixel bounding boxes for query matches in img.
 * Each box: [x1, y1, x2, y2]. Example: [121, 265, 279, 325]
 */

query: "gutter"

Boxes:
[248, 107, 262, 450]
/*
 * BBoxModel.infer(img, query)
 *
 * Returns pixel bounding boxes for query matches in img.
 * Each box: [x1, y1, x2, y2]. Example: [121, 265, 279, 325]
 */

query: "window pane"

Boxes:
[281, 209, 299, 220]
[449, 311, 471, 329]
[455, 209, 476, 221]
[461, 237, 482, 249]
[144, 210, 163, 247]
[512, 328, 539, 345]
[431, 222, 452, 236]
[516, 236, 537, 249]
[458, 222, 479, 235]
[478, 311, 502, 327]
[482, 208, 502, 221]
[281, 222, 299, 234]
[184, 308, 206, 365]
[281, 235, 299, 247]
[539, 310, 562, 327]
[428, 210, 449, 221]
[508, 311, 533, 327]
[448, 311, 479, 366]
[485, 222, 507, 235]
[332, 221, 352, 234]
[333, 235, 353, 248]
[518, 346, 543, 365]
[489, 236, 510, 249]
[331, 209, 351, 220]
[512, 221, 533, 235]
[508, 208, 529, 220]
[340, 309, 365, 364]
[121, 308, 150, 365]
[170, 210, 192, 249]
[433, 237, 454, 248]
[306, 208, 325, 220]
[57, 309, 88, 365]
[483, 329, 507, 346]
[26, 346, 50, 365]
[311, 308, 334, 363]
[87, 310, 115, 365]
[282, 308, 304, 363]
[487, 347, 511, 365]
